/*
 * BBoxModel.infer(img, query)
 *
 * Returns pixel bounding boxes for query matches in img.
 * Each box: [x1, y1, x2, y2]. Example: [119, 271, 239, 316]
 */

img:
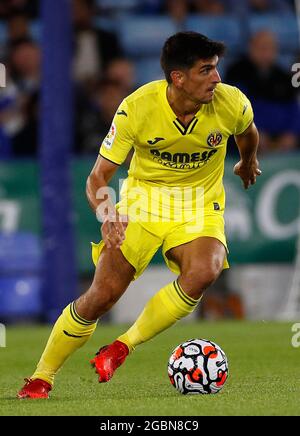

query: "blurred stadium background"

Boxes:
[0, 0, 300, 326]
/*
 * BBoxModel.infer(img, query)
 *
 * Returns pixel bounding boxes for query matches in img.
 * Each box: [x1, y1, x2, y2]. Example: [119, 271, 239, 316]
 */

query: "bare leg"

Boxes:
[166, 236, 226, 300]
[76, 246, 136, 320]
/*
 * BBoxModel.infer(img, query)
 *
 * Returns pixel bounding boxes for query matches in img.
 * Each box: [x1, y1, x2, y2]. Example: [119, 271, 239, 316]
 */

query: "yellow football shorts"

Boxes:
[91, 205, 229, 281]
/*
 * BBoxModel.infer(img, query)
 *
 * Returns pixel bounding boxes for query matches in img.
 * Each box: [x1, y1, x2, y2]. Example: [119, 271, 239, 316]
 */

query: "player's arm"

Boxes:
[86, 99, 134, 249]
[234, 121, 262, 190]
[86, 155, 127, 249]
[232, 89, 261, 190]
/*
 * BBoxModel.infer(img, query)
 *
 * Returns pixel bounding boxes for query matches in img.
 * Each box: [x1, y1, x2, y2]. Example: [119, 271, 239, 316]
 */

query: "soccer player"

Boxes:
[18, 31, 261, 399]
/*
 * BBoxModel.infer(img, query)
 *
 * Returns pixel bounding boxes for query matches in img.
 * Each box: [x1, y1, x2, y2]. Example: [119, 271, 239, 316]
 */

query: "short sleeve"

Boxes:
[234, 89, 254, 135]
[99, 99, 134, 165]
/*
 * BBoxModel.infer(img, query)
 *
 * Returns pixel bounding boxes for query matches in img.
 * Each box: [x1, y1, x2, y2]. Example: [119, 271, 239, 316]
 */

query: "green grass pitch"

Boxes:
[1, 321, 300, 416]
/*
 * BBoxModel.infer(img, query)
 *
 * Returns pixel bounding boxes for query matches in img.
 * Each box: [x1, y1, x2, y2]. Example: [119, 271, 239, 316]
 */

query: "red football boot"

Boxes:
[17, 378, 52, 399]
[90, 340, 129, 383]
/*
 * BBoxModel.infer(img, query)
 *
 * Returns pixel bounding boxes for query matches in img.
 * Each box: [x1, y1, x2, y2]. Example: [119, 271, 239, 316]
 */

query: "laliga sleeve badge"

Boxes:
[103, 123, 117, 150]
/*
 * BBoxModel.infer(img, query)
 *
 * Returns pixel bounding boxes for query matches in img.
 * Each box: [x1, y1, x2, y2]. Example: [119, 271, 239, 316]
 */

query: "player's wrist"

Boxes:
[240, 156, 257, 167]
[96, 206, 117, 223]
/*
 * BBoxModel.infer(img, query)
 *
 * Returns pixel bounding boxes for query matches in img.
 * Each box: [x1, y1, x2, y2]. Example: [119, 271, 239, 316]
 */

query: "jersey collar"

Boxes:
[158, 81, 202, 135]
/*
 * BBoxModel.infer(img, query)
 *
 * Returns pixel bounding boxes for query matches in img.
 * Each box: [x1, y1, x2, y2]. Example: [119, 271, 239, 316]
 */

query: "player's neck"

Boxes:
[166, 85, 202, 125]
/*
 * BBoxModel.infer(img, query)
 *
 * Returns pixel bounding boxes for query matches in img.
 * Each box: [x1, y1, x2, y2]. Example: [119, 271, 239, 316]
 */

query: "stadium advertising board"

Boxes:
[0, 155, 299, 272]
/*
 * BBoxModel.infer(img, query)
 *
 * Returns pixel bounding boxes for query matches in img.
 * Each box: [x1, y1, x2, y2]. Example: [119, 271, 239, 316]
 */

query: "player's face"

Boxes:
[181, 56, 221, 104]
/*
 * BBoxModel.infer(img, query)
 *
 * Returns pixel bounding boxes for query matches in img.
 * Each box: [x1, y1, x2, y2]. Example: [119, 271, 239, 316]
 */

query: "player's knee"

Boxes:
[180, 260, 223, 299]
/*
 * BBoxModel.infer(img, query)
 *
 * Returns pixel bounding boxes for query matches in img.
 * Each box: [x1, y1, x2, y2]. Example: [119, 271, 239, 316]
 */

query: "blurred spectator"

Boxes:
[0, 78, 22, 157]
[75, 78, 126, 154]
[248, 0, 292, 13]
[105, 58, 136, 94]
[163, 0, 189, 28]
[73, 0, 123, 83]
[225, 30, 300, 153]
[222, 0, 293, 14]
[6, 13, 31, 47]
[137, 0, 162, 14]
[12, 90, 38, 156]
[9, 38, 40, 91]
[0, 0, 38, 19]
[0, 80, 15, 158]
[0, 39, 40, 156]
[192, 0, 225, 15]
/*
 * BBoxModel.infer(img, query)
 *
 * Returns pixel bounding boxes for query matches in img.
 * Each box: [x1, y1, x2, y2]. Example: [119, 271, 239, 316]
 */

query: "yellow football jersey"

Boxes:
[100, 80, 253, 215]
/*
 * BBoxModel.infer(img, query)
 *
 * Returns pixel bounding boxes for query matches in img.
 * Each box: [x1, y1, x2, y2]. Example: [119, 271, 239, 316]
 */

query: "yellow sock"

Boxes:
[118, 280, 200, 352]
[31, 302, 98, 385]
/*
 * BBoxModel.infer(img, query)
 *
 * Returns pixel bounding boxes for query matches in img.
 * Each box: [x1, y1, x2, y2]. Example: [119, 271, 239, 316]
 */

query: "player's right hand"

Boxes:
[233, 158, 262, 190]
[101, 212, 129, 249]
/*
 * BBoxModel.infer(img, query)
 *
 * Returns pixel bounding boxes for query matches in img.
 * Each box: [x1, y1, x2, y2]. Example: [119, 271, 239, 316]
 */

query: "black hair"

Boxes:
[160, 31, 226, 83]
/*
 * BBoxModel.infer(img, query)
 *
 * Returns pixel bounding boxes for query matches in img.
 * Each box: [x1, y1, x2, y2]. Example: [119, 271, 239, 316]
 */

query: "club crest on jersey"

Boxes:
[103, 123, 116, 149]
[207, 131, 222, 147]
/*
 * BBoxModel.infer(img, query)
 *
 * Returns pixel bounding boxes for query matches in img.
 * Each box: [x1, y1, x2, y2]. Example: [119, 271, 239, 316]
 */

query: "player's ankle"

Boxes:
[113, 340, 130, 357]
[115, 337, 134, 354]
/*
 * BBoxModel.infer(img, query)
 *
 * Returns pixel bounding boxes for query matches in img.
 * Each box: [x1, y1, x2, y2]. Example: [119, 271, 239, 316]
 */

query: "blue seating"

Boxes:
[248, 14, 299, 52]
[0, 129, 12, 159]
[30, 20, 41, 42]
[0, 232, 42, 320]
[252, 99, 300, 134]
[0, 232, 42, 274]
[216, 56, 233, 80]
[135, 56, 164, 85]
[278, 53, 297, 71]
[185, 15, 244, 54]
[0, 22, 7, 44]
[96, 0, 139, 12]
[0, 277, 42, 318]
[93, 17, 118, 32]
[118, 16, 177, 57]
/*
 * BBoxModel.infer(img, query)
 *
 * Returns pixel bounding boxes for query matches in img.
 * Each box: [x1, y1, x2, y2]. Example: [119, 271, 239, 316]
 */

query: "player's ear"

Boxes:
[170, 70, 185, 88]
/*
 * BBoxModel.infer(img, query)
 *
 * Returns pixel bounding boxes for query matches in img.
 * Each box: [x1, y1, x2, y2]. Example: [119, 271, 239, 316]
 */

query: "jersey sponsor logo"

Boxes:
[207, 131, 223, 147]
[103, 123, 117, 149]
[117, 109, 128, 116]
[150, 148, 218, 169]
[147, 137, 165, 145]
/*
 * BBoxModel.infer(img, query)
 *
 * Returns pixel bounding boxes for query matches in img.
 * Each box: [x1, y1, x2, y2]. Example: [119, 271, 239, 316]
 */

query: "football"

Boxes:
[168, 338, 229, 394]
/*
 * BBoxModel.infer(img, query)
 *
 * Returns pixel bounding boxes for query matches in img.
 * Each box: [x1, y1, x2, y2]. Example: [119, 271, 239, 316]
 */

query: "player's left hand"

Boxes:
[101, 211, 129, 250]
[233, 159, 262, 190]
